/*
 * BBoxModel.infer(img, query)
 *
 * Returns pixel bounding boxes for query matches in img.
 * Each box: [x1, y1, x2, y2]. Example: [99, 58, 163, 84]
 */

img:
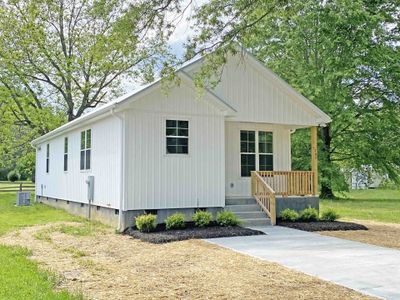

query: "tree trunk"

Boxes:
[320, 124, 335, 199]
[67, 108, 75, 122]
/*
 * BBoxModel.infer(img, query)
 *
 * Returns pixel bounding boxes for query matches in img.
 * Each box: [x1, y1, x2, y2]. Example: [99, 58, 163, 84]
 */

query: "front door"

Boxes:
[225, 122, 277, 198]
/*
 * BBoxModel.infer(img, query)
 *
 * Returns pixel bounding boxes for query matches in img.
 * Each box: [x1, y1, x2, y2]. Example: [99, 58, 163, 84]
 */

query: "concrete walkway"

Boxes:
[205, 226, 400, 299]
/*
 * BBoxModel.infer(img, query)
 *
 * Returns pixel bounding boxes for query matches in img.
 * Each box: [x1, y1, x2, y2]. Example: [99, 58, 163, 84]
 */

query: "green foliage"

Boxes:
[299, 207, 319, 222]
[7, 170, 19, 182]
[0, 0, 178, 121]
[279, 209, 299, 222]
[0, 0, 180, 176]
[321, 209, 339, 222]
[192, 210, 212, 227]
[379, 178, 399, 190]
[0, 168, 11, 181]
[165, 213, 185, 230]
[0, 87, 66, 181]
[188, 0, 400, 198]
[216, 211, 241, 227]
[135, 214, 157, 232]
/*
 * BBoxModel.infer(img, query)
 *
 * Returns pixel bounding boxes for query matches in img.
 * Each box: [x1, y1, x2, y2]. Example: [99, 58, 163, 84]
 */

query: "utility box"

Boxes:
[86, 176, 94, 203]
[16, 192, 31, 206]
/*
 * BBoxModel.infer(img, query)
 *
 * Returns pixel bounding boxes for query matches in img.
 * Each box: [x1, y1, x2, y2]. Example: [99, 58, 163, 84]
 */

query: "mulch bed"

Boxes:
[124, 221, 265, 244]
[277, 220, 368, 232]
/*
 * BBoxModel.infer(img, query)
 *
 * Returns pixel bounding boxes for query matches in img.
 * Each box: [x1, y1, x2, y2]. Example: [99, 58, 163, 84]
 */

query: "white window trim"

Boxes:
[240, 129, 274, 177]
[164, 116, 191, 157]
[64, 137, 68, 173]
[46, 143, 50, 174]
[80, 129, 92, 172]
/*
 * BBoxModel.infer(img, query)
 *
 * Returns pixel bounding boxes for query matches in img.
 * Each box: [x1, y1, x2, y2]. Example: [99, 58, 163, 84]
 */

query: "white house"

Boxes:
[32, 51, 331, 230]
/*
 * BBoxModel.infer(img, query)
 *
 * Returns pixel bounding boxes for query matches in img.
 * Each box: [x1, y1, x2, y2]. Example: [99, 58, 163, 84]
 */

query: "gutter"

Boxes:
[110, 105, 125, 232]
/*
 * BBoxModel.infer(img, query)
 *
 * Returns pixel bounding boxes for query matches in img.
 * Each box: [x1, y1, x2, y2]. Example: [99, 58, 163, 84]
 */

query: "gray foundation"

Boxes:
[121, 207, 223, 228]
[276, 196, 319, 216]
[37, 196, 120, 227]
[36, 196, 223, 231]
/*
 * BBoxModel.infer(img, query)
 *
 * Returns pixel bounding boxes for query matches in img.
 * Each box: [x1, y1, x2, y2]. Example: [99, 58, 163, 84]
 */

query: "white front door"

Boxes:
[225, 122, 291, 198]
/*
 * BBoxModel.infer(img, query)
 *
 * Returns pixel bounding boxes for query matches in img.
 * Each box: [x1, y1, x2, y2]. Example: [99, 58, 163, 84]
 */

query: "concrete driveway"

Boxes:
[205, 226, 400, 299]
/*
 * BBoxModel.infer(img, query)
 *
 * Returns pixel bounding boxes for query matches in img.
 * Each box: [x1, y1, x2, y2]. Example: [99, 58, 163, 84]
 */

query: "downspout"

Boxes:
[111, 105, 125, 232]
[30, 143, 38, 202]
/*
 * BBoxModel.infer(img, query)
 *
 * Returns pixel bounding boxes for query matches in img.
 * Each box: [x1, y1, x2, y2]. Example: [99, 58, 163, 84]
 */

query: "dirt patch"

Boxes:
[278, 220, 368, 232]
[0, 222, 375, 300]
[124, 223, 264, 243]
[319, 220, 400, 250]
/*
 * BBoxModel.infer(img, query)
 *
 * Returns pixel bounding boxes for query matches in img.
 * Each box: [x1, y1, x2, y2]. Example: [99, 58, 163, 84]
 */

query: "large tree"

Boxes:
[0, 0, 183, 178]
[187, 0, 400, 197]
[0, 0, 180, 123]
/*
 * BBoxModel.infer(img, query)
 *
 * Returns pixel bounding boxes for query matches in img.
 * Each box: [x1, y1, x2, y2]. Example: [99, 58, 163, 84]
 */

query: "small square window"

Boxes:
[166, 119, 189, 154]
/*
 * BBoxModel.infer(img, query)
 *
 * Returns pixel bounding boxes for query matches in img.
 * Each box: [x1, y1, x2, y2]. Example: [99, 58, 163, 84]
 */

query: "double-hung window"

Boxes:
[46, 144, 50, 173]
[240, 131, 256, 177]
[258, 131, 273, 171]
[80, 129, 91, 170]
[166, 120, 189, 154]
[240, 130, 273, 177]
[64, 137, 68, 172]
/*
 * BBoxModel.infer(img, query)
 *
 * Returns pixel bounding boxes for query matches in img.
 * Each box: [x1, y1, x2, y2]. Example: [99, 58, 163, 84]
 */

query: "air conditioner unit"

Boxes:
[16, 192, 31, 206]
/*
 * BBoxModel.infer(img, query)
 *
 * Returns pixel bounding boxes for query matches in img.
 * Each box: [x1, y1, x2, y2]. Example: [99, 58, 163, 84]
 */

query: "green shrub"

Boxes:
[321, 209, 339, 222]
[216, 211, 241, 227]
[7, 170, 20, 182]
[279, 209, 299, 222]
[165, 213, 185, 230]
[299, 207, 319, 222]
[135, 214, 157, 232]
[192, 210, 212, 227]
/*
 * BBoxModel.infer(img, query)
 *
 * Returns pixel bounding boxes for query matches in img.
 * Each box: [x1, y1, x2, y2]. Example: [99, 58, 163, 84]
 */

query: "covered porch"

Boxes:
[250, 127, 319, 225]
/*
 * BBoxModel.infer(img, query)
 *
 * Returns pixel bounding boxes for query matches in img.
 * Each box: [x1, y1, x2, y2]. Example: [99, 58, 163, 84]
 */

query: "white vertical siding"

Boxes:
[188, 54, 323, 126]
[124, 82, 225, 210]
[35, 116, 121, 208]
[225, 121, 291, 198]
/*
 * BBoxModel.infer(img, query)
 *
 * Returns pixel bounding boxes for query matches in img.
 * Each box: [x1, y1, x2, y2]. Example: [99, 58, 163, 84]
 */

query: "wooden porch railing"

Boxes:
[251, 171, 277, 225]
[257, 171, 316, 196]
[251, 170, 317, 225]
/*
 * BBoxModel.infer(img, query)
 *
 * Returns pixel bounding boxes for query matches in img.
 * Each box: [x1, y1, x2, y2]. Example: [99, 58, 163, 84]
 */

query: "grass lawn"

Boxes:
[321, 189, 400, 224]
[0, 193, 81, 236]
[0, 245, 79, 300]
[0, 192, 82, 300]
[0, 192, 374, 300]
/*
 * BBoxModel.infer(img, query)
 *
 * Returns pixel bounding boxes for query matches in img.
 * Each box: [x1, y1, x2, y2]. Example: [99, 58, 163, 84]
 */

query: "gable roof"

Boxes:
[31, 56, 236, 146]
[183, 48, 331, 125]
[243, 50, 331, 124]
[32, 49, 331, 146]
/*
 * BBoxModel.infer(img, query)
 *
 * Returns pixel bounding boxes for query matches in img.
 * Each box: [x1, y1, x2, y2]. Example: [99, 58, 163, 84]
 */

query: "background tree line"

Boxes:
[0, 0, 399, 198]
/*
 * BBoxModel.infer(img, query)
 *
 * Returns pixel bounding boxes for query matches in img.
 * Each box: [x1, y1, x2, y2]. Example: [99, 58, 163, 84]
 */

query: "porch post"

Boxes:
[311, 126, 318, 195]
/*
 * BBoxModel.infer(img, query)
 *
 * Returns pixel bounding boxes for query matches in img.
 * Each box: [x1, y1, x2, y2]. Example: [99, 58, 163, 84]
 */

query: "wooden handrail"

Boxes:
[251, 171, 276, 225]
[257, 171, 316, 196]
